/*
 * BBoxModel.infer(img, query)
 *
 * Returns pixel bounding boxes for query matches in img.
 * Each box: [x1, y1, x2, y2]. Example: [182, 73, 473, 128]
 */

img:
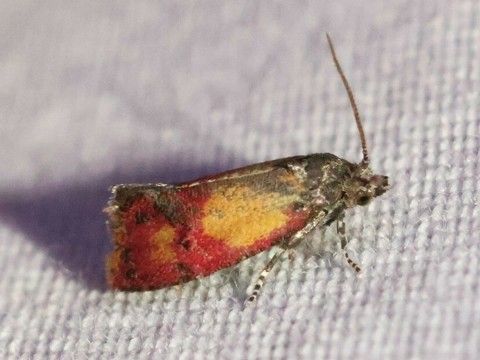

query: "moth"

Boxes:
[105, 34, 389, 303]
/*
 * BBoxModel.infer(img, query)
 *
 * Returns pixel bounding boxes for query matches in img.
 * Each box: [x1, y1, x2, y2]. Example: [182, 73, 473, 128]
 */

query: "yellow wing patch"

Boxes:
[151, 224, 177, 262]
[202, 186, 299, 247]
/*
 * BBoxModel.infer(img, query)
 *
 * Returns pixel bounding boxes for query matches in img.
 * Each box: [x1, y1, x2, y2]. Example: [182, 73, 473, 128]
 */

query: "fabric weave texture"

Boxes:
[1, 1, 479, 359]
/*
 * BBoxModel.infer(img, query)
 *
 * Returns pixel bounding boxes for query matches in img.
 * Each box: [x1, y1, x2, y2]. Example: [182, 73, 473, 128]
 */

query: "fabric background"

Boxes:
[1, 1, 479, 359]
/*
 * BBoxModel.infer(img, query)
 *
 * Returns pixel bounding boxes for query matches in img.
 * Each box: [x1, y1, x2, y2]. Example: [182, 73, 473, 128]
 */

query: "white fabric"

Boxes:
[1, 1, 479, 359]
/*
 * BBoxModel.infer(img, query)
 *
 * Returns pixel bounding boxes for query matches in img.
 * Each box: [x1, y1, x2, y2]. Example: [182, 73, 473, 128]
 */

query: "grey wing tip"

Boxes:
[108, 184, 121, 194]
[108, 183, 137, 193]
[109, 183, 171, 191]
[107, 182, 173, 204]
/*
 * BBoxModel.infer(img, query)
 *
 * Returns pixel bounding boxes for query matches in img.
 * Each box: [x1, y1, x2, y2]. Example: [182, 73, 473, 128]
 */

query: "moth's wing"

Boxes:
[106, 157, 313, 290]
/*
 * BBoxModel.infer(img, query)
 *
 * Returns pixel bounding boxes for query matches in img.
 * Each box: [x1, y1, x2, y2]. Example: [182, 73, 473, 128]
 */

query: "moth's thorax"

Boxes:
[303, 153, 353, 207]
[302, 153, 389, 209]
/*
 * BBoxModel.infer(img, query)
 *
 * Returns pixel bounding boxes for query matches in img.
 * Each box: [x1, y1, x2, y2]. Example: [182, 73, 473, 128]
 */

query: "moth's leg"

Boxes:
[245, 233, 307, 304]
[245, 249, 287, 304]
[287, 249, 296, 262]
[245, 210, 327, 305]
[336, 213, 362, 273]
[278, 235, 300, 261]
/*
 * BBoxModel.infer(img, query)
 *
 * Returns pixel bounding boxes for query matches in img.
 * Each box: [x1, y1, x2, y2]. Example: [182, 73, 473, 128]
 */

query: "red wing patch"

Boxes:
[106, 166, 312, 290]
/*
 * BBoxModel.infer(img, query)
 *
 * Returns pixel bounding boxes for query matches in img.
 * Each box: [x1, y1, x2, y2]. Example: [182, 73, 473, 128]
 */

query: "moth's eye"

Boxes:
[358, 196, 370, 206]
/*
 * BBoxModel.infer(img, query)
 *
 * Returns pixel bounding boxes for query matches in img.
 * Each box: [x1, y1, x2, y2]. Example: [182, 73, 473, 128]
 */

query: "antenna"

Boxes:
[326, 33, 369, 165]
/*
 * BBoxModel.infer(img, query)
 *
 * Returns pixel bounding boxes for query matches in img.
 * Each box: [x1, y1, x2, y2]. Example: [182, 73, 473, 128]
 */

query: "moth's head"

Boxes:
[342, 164, 389, 208]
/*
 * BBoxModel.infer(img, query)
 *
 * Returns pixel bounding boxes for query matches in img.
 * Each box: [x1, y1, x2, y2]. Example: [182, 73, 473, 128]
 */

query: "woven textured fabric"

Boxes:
[1, 1, 479, 359]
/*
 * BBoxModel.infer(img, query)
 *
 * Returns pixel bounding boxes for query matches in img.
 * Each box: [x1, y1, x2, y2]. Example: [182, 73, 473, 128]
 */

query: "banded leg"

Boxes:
[245, 249, 287, 304]
[336, 213, 362, 273]
[245, 210, 328, 305]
